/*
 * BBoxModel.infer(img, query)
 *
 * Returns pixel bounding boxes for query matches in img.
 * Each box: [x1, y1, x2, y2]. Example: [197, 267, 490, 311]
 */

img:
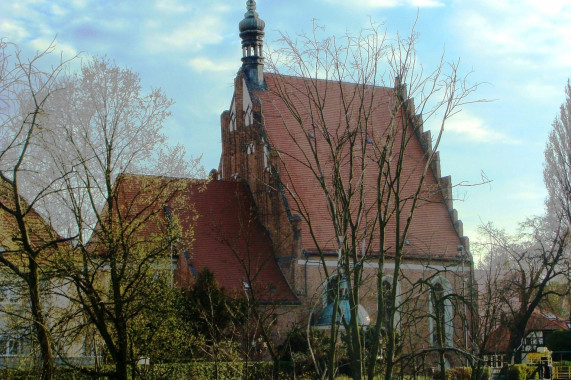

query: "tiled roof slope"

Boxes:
[114, 174, 298, 304]
[0, 177, 63, 255]
[485, 312, 569, 353]
[253, 73, 463, 257]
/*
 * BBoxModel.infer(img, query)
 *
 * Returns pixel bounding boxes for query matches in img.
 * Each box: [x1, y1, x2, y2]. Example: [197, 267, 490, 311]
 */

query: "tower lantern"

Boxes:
[239, 0, 266, 89]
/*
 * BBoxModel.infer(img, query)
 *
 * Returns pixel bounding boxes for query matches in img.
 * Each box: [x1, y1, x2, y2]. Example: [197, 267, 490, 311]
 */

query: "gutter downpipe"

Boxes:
[304, 249, 309, 296]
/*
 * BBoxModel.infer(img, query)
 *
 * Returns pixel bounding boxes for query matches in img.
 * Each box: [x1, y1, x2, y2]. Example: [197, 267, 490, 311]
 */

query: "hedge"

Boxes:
[0, 361, 286, 380]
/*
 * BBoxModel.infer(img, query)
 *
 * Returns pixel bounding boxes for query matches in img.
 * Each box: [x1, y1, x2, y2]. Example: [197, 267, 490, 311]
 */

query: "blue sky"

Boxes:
[2, 0, 570, 247]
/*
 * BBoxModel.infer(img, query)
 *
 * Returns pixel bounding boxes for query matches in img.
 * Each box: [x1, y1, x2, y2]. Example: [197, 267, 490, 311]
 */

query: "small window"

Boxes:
[230, 99, 237, 132]
[244, 105, 253, 127]
[263, 145, 270, 170]
[246, 142, 255, 155]
[0, 337, 21, 356]
[230, 112, 237, 131]
[243, 281, 251, 291]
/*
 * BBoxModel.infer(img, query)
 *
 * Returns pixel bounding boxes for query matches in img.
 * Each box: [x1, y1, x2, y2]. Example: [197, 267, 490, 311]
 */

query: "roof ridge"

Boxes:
[262, 71, 394, 91]
[117, 172, 206, 182]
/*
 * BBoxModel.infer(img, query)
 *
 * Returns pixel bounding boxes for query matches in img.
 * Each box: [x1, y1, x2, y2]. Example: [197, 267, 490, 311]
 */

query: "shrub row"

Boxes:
[0, 361, 285, 380]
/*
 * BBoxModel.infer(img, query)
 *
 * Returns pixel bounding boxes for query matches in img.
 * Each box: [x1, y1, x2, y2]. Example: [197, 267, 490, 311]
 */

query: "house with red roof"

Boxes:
[0, 177, 75, 366]
[484, 311, 570, 366]
[107, 174, 298, 306]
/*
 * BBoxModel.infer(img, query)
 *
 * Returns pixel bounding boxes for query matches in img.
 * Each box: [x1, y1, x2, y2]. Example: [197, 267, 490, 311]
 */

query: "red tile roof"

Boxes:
[0, 177, 64, 255]
[485, 312, 569, 353]
[114, 174, 298, 304]
[253, 73, 463, 257]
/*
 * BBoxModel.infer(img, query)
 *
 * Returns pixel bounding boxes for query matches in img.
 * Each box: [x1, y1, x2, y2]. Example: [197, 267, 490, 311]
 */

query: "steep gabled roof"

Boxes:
[114, 174, 297, 304]
[252, 73, 463, 257]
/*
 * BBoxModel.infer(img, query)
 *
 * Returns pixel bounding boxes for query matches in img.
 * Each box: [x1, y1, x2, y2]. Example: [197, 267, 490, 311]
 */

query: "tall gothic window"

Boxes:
[323, 275, 343, 306]
[381, 275, 401, 333]
[430, 277, 453, 347]
[315, 275, 370, 329]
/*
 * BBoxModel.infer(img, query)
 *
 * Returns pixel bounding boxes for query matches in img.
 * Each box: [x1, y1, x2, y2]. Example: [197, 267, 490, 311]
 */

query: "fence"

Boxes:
[554, 366, 571, 380]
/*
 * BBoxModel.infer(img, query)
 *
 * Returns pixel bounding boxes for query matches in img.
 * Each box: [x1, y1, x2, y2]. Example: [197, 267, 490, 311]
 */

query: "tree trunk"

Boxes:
[384, 335, 395, 380]
[111, 255, 129, 380]
[507, 314, 527, 364]
[272, 357, 281, 380]
[349, 267, 363, 380]
[29, 256, 54, 380]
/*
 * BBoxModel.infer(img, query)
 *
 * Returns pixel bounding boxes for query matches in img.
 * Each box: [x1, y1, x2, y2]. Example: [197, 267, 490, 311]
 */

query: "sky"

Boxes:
[1, 0, 570, 248]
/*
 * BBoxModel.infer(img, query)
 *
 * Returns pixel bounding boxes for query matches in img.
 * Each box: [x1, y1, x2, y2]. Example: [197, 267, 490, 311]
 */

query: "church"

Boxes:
[118, 0, 475, 369]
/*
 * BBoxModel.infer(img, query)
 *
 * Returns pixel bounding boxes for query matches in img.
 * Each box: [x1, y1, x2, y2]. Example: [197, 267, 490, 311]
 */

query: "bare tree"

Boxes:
[0, 39, 75, 380]
[9, 55, 200, 379]
[467, 237, 512, 380]
[543, 80, 571, 321]
[544, 80, 571, 227]
[466, 80, 571, 371]
[1, 40, 206, 379]
[478, 220, 569, 364]
[264, 21, 480, 380]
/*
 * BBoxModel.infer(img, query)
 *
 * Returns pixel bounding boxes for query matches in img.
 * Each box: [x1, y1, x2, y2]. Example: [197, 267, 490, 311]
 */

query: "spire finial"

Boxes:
[246, 0, 256, 13]
[239, 0, 266, 89]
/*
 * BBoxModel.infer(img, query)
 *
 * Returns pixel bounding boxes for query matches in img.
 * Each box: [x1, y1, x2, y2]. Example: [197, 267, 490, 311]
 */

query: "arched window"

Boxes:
[229, 99, 237, 132]
[323, 275, 342, 306]
[315, 275, 370, 329]
[429, 276, 453, 347]
[242, 79, 253, 127]
[381, 275, 401, 333]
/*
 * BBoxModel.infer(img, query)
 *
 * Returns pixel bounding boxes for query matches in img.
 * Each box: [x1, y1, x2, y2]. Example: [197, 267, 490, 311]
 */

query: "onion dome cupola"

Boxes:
[239, 0, 266, 89]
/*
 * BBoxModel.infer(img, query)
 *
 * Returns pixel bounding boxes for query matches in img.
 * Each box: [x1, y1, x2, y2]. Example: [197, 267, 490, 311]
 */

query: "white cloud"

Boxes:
[0, 20, 30, 41]
[50, 3, 68, 16]
[514, 80, 564, 104]
[444, 112, 518, 144]
[505, 178, 546, 206]
[323, 0, 444, 7]
[512, 189, 544, 202]
[154, 0, 191, 13]
[29, 38, 78, 59]
[411, 0, 444, 6]
[453, 0, 571, 71]
[188, 57, 236, 73]
[146, 16, 226, 52]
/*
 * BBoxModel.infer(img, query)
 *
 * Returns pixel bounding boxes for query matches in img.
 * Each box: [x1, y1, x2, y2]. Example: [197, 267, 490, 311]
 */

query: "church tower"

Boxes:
[239, 0, 266, 89]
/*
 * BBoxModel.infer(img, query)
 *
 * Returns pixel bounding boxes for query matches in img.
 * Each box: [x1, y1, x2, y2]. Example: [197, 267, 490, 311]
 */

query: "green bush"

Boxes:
[143, 361, 278, 379]
[470, 365, 491, 380]
[280, 326, 334, 377]
[0, 362, 283, 380]
[446, 366, 472, 380]
[507, 364, 536, 380]
[0, 368, 92, 380]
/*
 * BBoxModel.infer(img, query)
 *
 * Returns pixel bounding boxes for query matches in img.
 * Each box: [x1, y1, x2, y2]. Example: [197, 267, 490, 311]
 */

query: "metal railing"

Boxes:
[554, 366, 571, 380]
